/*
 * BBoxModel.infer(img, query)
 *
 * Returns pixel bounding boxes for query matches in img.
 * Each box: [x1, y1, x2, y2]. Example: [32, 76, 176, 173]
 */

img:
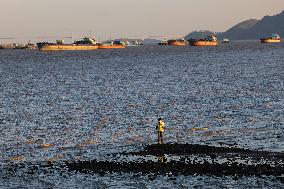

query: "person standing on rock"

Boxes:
[156, 118, 165, 144]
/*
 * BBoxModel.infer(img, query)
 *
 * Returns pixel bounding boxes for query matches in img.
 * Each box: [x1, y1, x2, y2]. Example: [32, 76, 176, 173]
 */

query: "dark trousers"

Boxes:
[157, 131, 163, 144]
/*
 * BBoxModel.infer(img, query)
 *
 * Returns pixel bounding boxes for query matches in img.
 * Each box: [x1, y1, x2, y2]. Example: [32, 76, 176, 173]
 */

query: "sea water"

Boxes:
[0, 42, 283, 188]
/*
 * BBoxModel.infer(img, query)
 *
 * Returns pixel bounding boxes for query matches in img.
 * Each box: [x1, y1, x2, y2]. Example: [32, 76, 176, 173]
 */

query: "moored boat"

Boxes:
[167, 38, 187, 46]
[127, 40, 143, 47]
[14, 43, 37, 50]
[0, 43, 14, 49]
[37, 37, 99, 51]
[98, 41, 126, 49]
[222, 38, 230, 43]
[158, 40, 168, 45]
[260, 34, 281, 43]
[189, 35, 218, 46]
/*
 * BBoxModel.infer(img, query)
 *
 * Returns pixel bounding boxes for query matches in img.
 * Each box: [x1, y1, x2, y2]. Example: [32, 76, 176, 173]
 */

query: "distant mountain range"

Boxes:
[185, 10, 284, 40]
[184, 30, 220, 40]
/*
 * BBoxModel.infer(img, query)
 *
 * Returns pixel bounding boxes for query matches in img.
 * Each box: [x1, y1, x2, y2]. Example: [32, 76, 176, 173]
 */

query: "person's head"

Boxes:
[158, 118, 162, 121]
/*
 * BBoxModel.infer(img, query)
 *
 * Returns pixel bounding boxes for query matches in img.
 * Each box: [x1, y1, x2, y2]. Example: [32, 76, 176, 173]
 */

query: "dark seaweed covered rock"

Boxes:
[63, 143, 284, 177]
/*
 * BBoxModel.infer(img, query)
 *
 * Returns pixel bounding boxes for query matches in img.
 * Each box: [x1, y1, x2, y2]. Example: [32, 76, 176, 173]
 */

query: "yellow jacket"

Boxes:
[156, 120, 165, 132]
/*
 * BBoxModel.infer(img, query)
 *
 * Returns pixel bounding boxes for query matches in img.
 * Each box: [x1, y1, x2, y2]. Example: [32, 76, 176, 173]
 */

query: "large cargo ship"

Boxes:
[189, 35, 218, 46]
[260, 34, 281, 43]
[37, 37, 99, 51]
[98, 41, 126, 49]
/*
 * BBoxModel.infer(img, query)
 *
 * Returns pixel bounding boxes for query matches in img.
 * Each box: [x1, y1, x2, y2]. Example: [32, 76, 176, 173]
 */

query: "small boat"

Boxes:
[13, 44, 26, 49]
[127, 40, 143, 47]
[222, 39, 230, 43]
[189, 35, 218, 46]
[167, 38, 187, 46]
[25, 43, 37, 50]
[260, 34, 281, 43]
[37, 37, 99, 51]
[13, 43, 37, 50]
[158, 40, 168, 45]
[0, 43, 14, 49]
[98, 41, 126, 49]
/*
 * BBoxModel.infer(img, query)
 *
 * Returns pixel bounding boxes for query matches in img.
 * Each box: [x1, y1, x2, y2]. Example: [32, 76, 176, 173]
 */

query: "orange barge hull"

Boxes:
[190, 41, 218, 46]
[168, 42, 186, 46]
[98, 45, 126, 49]
[260, 39, 281, 43]
[37, 44, 99, 51]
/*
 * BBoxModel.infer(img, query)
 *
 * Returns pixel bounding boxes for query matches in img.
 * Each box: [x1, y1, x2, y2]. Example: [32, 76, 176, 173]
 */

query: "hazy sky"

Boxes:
[1, 0, 284, 42]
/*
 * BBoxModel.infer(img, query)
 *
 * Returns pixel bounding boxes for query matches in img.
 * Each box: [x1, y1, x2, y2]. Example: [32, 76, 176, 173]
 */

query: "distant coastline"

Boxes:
[185, 10, 284, 40]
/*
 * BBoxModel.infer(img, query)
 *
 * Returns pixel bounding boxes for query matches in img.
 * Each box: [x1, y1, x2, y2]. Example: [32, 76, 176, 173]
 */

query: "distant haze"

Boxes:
[1, 0, 284, 42]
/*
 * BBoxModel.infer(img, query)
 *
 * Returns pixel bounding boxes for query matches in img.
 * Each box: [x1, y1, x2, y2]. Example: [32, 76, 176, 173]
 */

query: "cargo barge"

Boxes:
[260, 34, 281, 43]
[189, 35, 218, 46]
[98, 41, 126, 49]
[37, 37, 99, 51]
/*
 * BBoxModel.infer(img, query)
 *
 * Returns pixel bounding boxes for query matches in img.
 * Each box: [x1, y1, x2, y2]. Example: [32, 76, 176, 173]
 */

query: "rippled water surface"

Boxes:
[0, 42, 284, 188]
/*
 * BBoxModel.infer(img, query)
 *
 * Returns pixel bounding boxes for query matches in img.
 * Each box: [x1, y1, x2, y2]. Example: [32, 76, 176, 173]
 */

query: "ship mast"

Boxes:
[71, 31, 73, 43]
